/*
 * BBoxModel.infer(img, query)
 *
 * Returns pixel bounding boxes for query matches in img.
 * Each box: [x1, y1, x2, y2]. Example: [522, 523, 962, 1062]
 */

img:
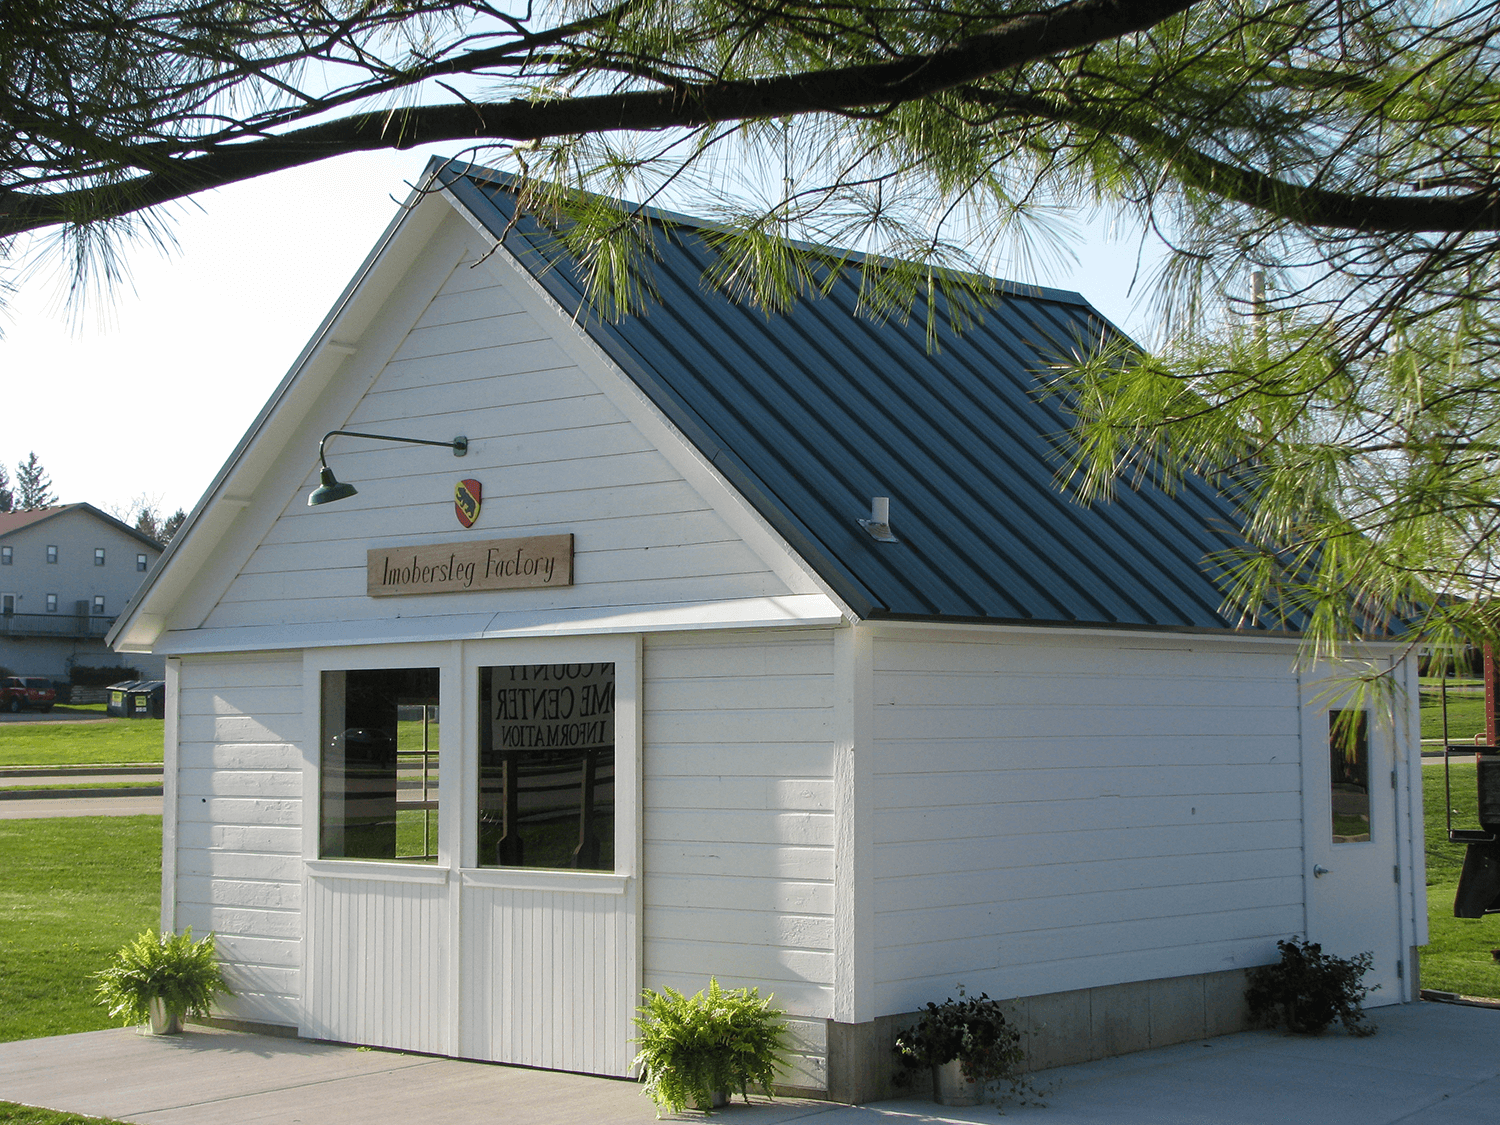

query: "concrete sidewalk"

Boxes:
[1, 1000, 1496, 1125]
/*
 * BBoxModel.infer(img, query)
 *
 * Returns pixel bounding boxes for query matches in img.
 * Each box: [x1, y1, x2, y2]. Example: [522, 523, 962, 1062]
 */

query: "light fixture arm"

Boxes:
[308, 430, 468, 507]
[317, 429, 468, 472]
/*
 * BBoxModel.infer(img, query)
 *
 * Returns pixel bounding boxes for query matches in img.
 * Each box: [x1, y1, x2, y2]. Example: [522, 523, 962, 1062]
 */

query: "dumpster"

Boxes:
[106, 680, 166, 719]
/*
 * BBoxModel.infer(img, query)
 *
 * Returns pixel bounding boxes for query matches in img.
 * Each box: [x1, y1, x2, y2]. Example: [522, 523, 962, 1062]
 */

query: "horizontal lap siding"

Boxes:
[201, 259, 802, 632]
[871, 636, 1303, 1013]
[175, 655, 304, 1028]
[643, 630, 836, 1090]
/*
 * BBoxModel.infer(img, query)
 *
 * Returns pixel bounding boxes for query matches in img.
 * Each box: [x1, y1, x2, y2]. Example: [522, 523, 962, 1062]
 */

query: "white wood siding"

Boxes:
[200, 247, 809, 635]
[174, 654, 304, 1027]
[642, 630, 837, 1089]
[870, 633, 1304, 1014]
[303, 872, 449, 1052]
[459, 880, 636, 1075]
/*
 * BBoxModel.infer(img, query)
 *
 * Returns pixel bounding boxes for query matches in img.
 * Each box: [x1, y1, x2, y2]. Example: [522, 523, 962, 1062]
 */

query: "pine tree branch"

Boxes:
[0, 0, 1197, 236]
[959, 88, 1500, 233]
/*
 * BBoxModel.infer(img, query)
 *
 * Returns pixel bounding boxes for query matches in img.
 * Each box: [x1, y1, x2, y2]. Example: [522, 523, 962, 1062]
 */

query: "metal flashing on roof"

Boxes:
[434, 159, 1269, 633]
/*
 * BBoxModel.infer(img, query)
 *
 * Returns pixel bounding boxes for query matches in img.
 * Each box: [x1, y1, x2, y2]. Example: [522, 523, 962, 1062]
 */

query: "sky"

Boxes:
[0, 148, 1158, 526]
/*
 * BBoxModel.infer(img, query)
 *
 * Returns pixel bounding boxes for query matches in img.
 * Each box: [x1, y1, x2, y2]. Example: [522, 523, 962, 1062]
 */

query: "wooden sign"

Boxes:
[368, 534, 573, 597]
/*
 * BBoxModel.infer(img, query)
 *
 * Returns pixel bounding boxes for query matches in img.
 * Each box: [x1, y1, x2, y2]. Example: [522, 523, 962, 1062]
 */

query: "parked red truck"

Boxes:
[1, 676, 56, 712]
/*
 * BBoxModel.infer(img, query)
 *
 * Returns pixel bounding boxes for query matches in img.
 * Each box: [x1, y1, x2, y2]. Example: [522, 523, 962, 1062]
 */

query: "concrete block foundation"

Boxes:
[823, 967, 1255, 1104]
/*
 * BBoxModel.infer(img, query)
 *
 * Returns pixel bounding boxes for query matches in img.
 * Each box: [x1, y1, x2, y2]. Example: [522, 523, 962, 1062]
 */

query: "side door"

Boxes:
[1300, 672, 1406, 1004]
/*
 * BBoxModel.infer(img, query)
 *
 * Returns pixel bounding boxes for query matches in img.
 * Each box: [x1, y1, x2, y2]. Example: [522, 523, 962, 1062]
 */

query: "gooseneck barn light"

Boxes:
[308, 429, 469, 507]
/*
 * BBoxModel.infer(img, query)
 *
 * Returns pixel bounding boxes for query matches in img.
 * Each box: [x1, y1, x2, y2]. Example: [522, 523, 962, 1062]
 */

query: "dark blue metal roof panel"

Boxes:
[437, 161, 1263, 632]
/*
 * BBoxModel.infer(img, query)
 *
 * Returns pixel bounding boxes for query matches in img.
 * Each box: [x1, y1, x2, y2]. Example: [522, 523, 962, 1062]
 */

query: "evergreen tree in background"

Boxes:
[14, 452, 55, 510]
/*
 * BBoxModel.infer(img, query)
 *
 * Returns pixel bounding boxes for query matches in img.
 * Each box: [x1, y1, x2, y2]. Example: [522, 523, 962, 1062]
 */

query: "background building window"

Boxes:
[0, 547, 10, 565]
[46, 545, 57, 563]
[94, 548, 106, 566]
[45, 594, 57, 613]
[320, 667, 440, 863]
[92, 596, 105, 615]
[136, 553, 148, 572]
[478, 663, 616, 871]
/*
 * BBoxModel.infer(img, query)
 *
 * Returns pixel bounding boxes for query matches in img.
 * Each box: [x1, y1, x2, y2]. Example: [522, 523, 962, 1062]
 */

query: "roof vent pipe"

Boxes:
[859, 496, 900, 543]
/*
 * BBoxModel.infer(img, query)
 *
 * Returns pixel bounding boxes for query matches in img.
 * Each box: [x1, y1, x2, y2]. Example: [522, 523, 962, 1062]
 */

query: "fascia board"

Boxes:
[109, 173, 456, 651]
[439, 177, 864, 625]
[863, 614, 1413, 657]
[146, 593, 845, 654]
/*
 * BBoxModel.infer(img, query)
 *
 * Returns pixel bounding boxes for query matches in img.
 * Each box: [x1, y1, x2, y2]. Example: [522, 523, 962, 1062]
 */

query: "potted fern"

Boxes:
[1245, 938, 1377, 1036]
[894, 988, 1028, 1107]
[94, 928, 232, 1035]
[632, 978, 789, 1115]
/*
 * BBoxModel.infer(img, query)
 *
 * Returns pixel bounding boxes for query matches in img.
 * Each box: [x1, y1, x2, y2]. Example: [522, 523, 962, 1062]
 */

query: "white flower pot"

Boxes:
[146, 997, 183, 1035]
[934, 1058, 980, 1106]
[693, 1089, 728, 1111]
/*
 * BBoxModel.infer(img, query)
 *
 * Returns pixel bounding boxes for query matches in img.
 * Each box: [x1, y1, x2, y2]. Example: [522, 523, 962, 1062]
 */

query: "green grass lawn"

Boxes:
[0, 1105, 135, 1125]
[0, 718, 163, 767]
[1420, 689, 1489, 743]
[0, 817, 161, 1042]
[0, 781, 161, 792]
[1421, 762, 1500, 998]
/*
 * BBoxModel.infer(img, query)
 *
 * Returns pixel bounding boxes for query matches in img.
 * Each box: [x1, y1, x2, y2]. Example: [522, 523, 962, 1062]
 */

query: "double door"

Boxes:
[302, 636, 641, 1074]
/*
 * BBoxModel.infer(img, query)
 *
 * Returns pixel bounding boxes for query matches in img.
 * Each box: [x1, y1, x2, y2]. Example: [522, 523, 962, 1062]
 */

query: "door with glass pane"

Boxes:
[458, 643, 640, 1075]
[1303, 694, 1405, 1003]
[304, 652, 455, 1056]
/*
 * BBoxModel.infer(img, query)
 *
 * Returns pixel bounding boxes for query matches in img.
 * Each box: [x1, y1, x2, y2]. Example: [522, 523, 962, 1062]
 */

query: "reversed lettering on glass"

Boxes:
[478, 663, 615, 870]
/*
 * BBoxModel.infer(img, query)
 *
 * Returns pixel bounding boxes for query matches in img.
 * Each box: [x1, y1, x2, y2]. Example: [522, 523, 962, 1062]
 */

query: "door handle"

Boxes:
[1313, 864, 1330, 878]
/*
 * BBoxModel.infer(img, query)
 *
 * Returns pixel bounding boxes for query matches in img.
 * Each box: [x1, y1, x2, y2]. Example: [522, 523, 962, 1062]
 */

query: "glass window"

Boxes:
[1, 546, 11, 565]
[46, 545, 57, 563]
[95, 548, 106, 566]
[320, 668, 440, 862]
[137, 553, 148, 572]
[477, 663, 615, 870]
[1330, 710, 1371, 843]
[45, 593, 57, 612]
[92, 595, 105, 614]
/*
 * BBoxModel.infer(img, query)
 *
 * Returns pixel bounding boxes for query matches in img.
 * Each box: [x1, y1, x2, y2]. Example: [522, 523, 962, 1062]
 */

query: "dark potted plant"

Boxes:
[1245, 938, 1377, 1036]
[93, 928, 232, 1035]
[632, 978, 789, 1115]
[893, 988, 1027, 1106]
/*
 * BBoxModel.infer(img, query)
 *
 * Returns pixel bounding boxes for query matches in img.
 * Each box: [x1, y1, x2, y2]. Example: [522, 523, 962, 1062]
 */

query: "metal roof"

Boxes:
[437, 161, 1258, 631]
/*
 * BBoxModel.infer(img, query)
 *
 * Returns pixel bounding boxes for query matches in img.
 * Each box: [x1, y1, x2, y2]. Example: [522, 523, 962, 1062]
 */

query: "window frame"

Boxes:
[95, 548, 106, 566]
[137, 553, 149, 572]
[45, 593, 57, 613]
[45, 545, 57, 564]
[92, 595, 105, 615]
[461, 635, 639, 890]
[0, 546, 11, 565]
[303, 642, 460, 877]
[302, 635, 639, 892]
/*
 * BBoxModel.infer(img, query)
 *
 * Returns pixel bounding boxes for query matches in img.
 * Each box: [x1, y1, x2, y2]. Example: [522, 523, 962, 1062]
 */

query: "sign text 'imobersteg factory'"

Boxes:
[367, 535, 574, 596]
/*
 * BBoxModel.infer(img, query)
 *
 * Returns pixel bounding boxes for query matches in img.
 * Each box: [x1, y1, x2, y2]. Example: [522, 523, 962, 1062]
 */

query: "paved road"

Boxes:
[0, 793, 163, 818]
[0, 709, 114, 724]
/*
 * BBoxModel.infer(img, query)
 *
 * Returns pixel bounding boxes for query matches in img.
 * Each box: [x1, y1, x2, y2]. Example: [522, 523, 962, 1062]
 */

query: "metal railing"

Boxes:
[0, 612, 116, 639]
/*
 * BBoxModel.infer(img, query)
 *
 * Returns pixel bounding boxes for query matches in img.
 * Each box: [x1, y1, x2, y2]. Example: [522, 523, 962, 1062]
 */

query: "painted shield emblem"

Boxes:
[455, 479, 482, 528]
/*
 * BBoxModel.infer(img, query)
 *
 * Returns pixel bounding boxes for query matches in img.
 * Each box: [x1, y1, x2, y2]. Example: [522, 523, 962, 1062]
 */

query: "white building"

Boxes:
[0, 504, 164, 682]
[109, 162, 1425, 1101]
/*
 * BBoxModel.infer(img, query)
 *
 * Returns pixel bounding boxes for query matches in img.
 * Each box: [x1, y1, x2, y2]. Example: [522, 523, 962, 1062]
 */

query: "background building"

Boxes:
[0, 504, 165, 683]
